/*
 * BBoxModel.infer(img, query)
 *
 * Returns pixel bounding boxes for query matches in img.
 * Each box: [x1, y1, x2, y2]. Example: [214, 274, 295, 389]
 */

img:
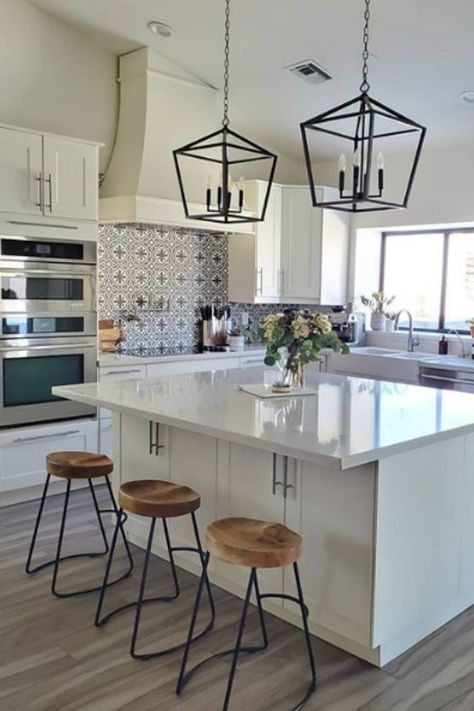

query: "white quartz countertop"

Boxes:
[54, 367, 474, 470]
[99, 346, 266, 367]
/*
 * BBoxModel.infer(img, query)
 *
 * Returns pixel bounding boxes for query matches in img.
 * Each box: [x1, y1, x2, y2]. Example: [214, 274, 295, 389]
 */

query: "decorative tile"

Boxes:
[97, 222, 327, 351]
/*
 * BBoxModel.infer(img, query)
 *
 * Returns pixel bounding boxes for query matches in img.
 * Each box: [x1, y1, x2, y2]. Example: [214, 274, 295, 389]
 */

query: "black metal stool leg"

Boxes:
[292, 562, 317, 708]
[191, 512, 216, 623]
[162, 518, 180, 598]
[104, 476, 134, 570]
[88, 478, 109, 553]
[51, 478, 72, 597]
[95, 508, 123, 626]
[130, 518, 156, 659]
[222, 569, 256, 711]
[252, 570, 269, 650]
[176, 551, 211, 694]
[25, 474, 51, 574]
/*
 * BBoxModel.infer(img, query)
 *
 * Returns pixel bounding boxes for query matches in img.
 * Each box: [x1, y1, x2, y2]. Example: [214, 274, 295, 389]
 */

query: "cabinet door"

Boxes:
[0, 422, 88, 492]
[256, 184, 281, 298]
[215, 442, 285, 598]
[284, 459, 375, 647]
[43, 136, 98, 221]
[0, 128, 43, 216]
[167, 428, 218, 572]
[281, 187, 322, 301]
[120, 414, 170, 482]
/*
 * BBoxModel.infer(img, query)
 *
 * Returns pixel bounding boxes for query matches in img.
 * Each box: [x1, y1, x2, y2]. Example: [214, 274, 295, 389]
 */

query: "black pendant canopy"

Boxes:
[173, 0, 277, 224]
[300, 0, 426, 213]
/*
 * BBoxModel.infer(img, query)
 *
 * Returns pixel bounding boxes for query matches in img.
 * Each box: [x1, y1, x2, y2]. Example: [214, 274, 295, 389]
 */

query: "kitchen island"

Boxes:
[55, 368, 474, 666]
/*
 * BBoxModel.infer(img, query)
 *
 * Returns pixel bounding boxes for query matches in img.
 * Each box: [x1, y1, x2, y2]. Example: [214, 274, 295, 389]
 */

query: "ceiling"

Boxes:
[30, 0, 474, 162]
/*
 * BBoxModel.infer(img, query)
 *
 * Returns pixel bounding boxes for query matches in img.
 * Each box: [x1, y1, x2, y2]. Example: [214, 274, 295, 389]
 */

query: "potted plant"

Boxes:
[261, 309, 348, 392]
[466, 318, 474, 338]
[384, 311, 397, 332]
[228, 328, 245, 351]
[360, 292, 396, 331]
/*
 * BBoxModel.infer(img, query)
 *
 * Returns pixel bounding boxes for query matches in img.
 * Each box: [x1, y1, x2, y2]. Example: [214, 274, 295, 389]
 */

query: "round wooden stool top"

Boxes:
[46, 451, 114, 480]
[206, 517, 302, 569]
[118, 479, 200, 519]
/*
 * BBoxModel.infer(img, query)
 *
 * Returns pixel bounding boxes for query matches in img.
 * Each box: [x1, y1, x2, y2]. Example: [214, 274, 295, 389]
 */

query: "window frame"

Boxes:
[379, 227, 474, 334]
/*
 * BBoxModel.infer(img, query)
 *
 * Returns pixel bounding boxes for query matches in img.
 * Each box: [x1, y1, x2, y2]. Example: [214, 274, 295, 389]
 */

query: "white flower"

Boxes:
[292, 314, 310, 339]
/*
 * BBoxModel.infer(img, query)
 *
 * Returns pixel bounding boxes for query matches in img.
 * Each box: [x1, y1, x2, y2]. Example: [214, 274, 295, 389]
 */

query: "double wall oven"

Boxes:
[0, 236, 97, 428]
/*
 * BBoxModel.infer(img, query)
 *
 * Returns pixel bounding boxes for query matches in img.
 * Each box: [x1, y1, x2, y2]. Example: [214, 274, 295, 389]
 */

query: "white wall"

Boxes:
[0, 0, 117, 171]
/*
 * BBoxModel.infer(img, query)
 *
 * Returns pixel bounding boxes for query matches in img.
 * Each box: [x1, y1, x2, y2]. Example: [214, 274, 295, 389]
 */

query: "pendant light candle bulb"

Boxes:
[377, 152, 385, 192]
[338, 154, 347, 194]
[353, 148, 361, 167]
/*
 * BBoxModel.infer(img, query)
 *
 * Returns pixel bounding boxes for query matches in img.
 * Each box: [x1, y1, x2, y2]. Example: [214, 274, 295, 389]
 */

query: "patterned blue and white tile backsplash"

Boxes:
[98, 223, 328, 352]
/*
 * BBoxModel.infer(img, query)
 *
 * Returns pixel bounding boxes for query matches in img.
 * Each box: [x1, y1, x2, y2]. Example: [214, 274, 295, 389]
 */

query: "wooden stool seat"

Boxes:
[206, 517, 302, 569]
[46, 451, 114, 480]
[118, 479, 200, 519]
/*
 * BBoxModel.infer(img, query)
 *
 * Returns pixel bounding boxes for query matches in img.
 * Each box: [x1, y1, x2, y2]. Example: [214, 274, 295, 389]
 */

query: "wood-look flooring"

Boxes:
[1, 485, 474, 710]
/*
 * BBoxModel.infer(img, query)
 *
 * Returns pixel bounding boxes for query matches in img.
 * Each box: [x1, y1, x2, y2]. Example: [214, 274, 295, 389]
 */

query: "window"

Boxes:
[380, 229, 474, 332]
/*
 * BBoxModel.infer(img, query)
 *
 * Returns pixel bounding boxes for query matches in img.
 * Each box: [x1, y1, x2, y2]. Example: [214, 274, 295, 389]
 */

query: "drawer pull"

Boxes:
[13, 429, 80, 443]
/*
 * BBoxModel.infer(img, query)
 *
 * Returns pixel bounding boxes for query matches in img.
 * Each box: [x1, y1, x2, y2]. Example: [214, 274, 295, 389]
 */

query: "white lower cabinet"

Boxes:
[0, 419, 94, 496]
[214, 442, 286, 599]
[284, 459, 375, 647]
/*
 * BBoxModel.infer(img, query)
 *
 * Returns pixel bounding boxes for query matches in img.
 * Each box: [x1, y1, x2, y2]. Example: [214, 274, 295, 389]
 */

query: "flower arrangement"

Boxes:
[261, 309, 348, 389]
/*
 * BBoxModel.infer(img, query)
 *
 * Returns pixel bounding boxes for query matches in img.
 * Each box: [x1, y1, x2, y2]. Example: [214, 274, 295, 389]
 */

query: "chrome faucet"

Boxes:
[394, 309, 420, 352]
[446, 329, 469, 359]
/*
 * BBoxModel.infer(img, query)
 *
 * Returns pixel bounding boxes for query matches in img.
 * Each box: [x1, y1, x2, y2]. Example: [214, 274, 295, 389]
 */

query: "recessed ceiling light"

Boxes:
[147, 21, 174, 38]
[461, 91, 474, 104]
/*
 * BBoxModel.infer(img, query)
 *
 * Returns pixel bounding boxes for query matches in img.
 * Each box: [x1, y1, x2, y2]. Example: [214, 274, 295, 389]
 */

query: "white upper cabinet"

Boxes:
[43, 136, 98, 221]
[228, 181, 349, 305]
[0, 129, 43, 216]
[280, 186, 322, 300]
[0, 125, 100, 223]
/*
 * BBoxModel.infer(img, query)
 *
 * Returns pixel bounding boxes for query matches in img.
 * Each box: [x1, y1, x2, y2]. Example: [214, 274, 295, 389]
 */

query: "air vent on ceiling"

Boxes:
[286, 60, 332, 85]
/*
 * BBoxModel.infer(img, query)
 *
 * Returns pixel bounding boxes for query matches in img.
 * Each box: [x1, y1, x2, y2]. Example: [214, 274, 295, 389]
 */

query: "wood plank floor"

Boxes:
[1, 485, 474, 710]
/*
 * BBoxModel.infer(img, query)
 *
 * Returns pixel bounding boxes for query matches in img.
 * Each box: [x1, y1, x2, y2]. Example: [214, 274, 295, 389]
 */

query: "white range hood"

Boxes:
[100, 47, 253, 233]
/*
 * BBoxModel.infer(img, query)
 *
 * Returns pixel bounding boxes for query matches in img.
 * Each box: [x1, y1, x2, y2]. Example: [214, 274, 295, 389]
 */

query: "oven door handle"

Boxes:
[0, 270, 91, 278]
[0, 343, 96, 353]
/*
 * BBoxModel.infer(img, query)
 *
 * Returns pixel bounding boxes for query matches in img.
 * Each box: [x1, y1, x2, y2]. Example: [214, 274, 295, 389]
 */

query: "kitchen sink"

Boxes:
[350, 347, 402, 355]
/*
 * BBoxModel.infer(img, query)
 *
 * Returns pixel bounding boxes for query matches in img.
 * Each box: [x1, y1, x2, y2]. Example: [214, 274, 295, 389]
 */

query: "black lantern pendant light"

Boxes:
[173, 0, 277, 224]
[300, 0, 426, 213]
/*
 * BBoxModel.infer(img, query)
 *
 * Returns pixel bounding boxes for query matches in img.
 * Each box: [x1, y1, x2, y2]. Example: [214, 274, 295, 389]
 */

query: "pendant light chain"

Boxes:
[222, 0, 231, 127]
[359, 0, 371, 94]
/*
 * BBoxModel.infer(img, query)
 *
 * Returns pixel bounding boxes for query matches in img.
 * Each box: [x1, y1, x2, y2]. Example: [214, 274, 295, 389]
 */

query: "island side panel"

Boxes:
[284, 458, 377, 654]
[373, 436, 467, 665]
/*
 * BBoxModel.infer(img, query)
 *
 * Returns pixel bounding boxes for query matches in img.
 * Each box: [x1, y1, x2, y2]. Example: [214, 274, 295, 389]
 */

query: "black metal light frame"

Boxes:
[300, 0, 427, 213]
[173, 126, 277, 225]
[301, 93, 426, 213]
[173, 0, 277, 225]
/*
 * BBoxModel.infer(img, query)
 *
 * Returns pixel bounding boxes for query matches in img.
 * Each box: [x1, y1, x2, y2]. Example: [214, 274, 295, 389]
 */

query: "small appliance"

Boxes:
[327, 310, 365, 345]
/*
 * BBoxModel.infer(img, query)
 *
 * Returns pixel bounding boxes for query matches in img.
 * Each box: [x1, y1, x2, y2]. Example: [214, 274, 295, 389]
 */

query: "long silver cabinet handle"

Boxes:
[36, 172, 43, 210]
[272, 452, 284, 495]
[149, 421, 165, 456]
[13, 429, 80, 443]
[45, 173, 53, 212]
[283, 456, 295, 499]
[102, 369, 142, 376]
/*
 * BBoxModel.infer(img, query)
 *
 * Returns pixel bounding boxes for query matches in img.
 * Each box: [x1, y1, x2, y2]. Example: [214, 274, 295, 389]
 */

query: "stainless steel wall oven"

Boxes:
[0, 236, 97, 427]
